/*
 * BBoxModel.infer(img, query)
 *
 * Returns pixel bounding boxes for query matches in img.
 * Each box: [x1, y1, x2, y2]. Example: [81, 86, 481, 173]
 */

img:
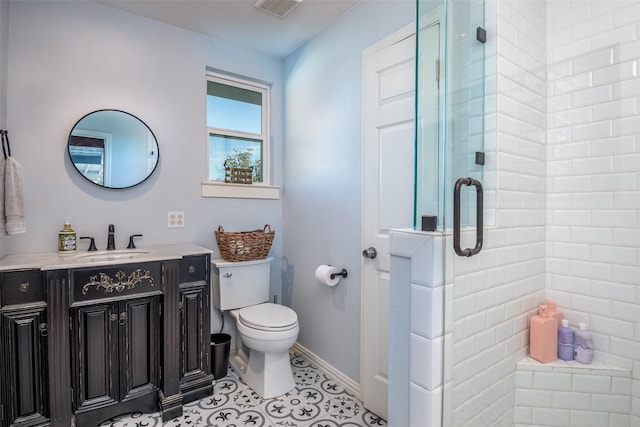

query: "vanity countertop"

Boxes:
[0, 244, 212, 271]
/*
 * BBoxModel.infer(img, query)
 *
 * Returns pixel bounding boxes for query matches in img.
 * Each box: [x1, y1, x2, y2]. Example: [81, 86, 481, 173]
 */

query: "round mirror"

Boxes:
[68, 110, 159, 189]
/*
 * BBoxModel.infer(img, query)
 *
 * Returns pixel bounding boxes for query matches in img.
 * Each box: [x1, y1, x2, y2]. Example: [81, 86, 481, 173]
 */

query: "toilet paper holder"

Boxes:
[330, 268, 348, 280]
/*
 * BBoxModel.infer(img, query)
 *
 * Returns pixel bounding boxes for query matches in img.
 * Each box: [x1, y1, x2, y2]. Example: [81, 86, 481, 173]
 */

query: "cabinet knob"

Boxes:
[19, 282, 30, 292]
[39, 323, 48, 337]
[188, 266, 196, 274]
[119, 312, 127, 325]
[110, 313, 118, 322]
[224, 272, 232, 278]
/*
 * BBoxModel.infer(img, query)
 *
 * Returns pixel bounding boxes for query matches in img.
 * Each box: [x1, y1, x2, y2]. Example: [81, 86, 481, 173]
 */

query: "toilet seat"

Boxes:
[238, 303, 298, 332]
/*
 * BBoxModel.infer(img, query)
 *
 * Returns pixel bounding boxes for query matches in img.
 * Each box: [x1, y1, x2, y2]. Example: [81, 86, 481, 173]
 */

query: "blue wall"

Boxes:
[5, 1, 284, 331]
[283, 1, 414, 382]
[5, 0, 415, 384]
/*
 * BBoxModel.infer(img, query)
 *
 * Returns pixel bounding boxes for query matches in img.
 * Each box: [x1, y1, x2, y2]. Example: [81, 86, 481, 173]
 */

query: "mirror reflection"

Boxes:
[68, 110, 159, 189]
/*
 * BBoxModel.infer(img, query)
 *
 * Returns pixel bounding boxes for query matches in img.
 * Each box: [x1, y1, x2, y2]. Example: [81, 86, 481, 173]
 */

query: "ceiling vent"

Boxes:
[254, 0, 303, 18]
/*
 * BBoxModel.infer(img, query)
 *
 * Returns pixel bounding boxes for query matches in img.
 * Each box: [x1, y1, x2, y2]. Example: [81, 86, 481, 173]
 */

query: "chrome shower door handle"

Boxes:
[453, 177, 483, 257]
[362, 247, 377, 259]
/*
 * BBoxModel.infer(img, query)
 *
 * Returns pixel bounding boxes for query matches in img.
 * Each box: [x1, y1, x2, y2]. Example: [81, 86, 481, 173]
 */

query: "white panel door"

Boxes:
[361, 27, 415, 420]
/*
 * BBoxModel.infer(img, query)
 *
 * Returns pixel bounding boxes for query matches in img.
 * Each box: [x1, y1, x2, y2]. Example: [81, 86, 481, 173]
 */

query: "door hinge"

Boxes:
[477, 26, 487, 43]
[435, 58, 440, 89]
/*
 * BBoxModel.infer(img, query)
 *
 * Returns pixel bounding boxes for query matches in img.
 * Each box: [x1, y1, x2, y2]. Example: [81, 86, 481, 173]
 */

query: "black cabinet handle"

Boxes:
[119, 312, 127, 325]
[39, 323, 48, 337]
[453, 177, 483, 257]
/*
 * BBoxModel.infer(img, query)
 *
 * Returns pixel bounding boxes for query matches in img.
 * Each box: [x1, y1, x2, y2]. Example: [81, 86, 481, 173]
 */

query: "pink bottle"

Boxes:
[530, 304, 558, 363]
[545, 300, 564, 324]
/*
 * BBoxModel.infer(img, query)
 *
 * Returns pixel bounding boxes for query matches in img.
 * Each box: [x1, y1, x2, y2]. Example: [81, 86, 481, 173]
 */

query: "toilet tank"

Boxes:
[211, 257, 272, 310]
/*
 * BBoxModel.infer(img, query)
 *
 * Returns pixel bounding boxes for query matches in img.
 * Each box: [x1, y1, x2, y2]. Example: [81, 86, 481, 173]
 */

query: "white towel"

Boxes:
[4, 156, 26, 235]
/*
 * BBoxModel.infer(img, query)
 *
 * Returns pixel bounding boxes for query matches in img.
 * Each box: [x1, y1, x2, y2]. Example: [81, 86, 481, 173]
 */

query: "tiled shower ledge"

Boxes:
[517, 356, 631, 377]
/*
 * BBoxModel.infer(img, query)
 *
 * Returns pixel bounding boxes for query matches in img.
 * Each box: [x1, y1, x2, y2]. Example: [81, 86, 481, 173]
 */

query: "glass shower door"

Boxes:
[416, 0, 485, 425]
[416, 0, 485, 233]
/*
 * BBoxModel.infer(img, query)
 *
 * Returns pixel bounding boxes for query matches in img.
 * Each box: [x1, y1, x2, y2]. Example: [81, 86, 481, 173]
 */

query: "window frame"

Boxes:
[202, 71, 279, 199]
[68, 129, 112, 187]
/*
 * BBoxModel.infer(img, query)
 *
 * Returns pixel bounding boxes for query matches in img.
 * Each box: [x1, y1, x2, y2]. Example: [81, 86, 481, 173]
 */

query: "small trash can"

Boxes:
[211, 333, 231, 380]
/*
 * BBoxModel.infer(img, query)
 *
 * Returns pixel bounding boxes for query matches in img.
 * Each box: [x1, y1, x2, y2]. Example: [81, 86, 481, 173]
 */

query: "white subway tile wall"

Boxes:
[406, 1, 638, 425]
[451, 0, 639, 425]
[546, 0, 640, 425]
[389, 232, 446, 427]
[514, 358, 632, 427]
[449, 0, 546, 425]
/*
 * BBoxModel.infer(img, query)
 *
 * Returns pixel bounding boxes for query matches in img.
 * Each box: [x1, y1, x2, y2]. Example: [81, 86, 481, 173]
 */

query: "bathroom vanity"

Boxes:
[0, 244, 212, 427]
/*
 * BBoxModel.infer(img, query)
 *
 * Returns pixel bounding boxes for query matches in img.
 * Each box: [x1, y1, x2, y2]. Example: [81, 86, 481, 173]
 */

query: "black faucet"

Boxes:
[107, 224, 116, 250]
[80, 236, 97, 251]
[127, 234, 143, 249]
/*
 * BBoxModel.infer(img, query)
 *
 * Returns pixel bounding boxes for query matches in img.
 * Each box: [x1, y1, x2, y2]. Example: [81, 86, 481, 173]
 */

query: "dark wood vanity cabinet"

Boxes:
[70, 297, 160, 426]
[0, 250, 212, 427]
[0, 270, 50, 427]
[178, 255, 212, 402]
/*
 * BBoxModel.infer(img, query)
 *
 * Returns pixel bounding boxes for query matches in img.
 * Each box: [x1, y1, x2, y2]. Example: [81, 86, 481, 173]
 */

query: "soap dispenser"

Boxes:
[58, 218, 77, 255]
[530, 304, 558, 363]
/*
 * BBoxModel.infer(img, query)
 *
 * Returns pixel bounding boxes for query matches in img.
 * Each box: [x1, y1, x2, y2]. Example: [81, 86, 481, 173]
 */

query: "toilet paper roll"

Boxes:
[315, 265, 341, 287]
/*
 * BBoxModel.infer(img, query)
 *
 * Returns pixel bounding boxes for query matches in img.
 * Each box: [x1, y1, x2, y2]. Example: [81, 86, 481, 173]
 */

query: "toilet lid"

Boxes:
[239, 303, 298, 331]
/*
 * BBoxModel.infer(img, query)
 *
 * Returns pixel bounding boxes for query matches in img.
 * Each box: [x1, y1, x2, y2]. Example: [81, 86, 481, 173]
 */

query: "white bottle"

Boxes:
[573, 322, 594, 364]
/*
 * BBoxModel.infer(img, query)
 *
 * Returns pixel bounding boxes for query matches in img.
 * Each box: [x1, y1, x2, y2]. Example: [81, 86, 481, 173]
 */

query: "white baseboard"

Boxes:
[291, 342, 360, 399]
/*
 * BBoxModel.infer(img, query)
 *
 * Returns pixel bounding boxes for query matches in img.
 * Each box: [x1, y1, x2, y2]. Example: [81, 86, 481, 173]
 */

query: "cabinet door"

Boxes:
[0, 306, 49, 427]
[119, 296, 159, 400]
[72, 297, 160, 410]
[71, 302, 119, 411]
[179, 283, 209, 382]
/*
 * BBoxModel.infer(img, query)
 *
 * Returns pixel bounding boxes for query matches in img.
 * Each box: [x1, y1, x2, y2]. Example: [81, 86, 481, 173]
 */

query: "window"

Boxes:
[206, 73, 269, 184]
[68, 131, 112, 186]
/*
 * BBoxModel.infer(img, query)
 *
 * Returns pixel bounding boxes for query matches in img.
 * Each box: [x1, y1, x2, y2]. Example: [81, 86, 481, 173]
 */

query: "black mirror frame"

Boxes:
[68, 109, 159, 189]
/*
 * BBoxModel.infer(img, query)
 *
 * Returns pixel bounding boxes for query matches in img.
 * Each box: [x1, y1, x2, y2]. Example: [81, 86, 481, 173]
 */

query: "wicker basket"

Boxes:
[215, 224, 275, 262]
[224, 160, 253, 184]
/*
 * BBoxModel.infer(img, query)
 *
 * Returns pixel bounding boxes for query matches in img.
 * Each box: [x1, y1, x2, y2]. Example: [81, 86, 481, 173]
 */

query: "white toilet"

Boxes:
[211, 257, 299, 398]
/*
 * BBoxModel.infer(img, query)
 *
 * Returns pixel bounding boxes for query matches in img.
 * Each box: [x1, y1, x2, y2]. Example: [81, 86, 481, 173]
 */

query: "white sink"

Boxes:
[72, 249, 150, 262]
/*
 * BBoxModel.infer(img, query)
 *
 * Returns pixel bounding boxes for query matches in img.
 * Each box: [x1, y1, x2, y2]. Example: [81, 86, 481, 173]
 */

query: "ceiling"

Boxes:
[95, 0, 360, 58]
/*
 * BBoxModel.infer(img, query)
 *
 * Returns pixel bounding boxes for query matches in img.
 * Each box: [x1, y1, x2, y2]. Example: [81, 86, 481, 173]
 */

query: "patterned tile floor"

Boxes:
[100, 352, 387, 426]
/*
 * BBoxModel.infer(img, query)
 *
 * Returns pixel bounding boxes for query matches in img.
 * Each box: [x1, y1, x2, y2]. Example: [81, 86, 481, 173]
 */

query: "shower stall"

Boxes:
[390, 0, 639, 426]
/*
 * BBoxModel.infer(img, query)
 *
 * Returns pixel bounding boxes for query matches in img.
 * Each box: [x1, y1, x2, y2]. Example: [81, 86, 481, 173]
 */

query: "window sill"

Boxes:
[201, 181, 280, 199]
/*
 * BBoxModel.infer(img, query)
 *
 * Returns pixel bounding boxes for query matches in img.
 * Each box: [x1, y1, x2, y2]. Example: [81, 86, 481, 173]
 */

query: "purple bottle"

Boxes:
[558, 319, 574, 361]
[574, 322, 594, 364]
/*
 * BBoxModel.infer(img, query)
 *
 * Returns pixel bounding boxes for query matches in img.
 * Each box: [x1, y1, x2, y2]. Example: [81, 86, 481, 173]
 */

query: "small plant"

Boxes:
[225, 148, 262, 182]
